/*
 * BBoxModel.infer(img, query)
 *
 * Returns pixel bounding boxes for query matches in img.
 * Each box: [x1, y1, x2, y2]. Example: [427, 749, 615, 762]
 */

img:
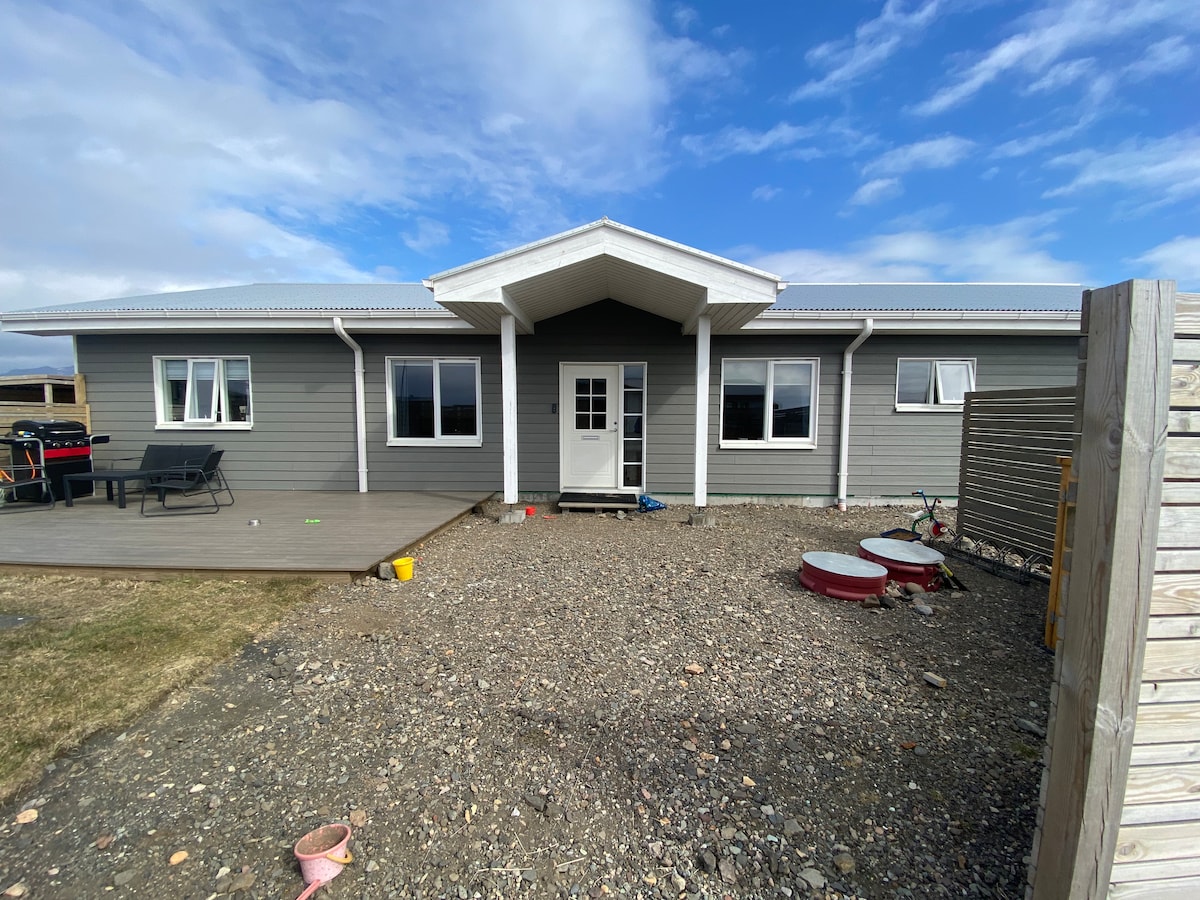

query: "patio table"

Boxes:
[63, 470, 153, 509]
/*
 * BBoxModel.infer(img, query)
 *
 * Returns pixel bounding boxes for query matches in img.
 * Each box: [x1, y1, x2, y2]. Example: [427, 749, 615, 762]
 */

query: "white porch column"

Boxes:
[501, 313, 519, 505]
[694, 315, 711, 508]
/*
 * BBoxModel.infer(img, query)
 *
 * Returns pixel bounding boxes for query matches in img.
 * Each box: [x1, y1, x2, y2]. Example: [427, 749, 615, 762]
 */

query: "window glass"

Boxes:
[721, 360, 817, 445]
[156, 357, 252, 427]
[771, 363, 812, 439]
[394, 362, 435, 438]
[896, 359, 975, 407]
[439, 362, 478, 437]
[187, 360, 217, 421]
[897, 360, 934, 405]
[722, 361, 768, 441]
[935, 361, 974, 404]
[388, 358, 480, 444]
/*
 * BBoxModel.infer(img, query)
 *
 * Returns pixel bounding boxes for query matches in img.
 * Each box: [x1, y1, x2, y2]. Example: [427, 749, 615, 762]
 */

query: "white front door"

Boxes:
[561, 364, 619, 491]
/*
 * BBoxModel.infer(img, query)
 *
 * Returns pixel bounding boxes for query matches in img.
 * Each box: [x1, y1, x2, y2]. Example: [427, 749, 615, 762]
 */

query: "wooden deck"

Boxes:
[0, 490, 493, 581]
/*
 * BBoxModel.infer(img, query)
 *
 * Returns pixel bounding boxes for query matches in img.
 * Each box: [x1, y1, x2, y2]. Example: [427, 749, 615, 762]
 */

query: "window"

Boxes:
[895, 358, 976, 410]
[154, 357, 252, 428]
[387, 357, 481, 446]
[720, 359, 818, 448]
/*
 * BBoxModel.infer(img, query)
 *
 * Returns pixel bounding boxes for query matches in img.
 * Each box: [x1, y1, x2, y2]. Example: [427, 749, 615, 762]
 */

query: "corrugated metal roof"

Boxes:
[773, 283, 1084, 311]
[11, 280, 1086, 317]
[27, 283, 442, 313]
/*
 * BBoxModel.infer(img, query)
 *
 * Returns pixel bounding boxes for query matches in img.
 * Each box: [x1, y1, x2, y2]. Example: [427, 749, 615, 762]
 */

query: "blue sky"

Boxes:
[1, 0, 1196, 369]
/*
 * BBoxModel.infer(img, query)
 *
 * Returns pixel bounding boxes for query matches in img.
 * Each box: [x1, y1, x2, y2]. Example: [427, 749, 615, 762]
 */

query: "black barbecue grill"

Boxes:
[8, 419, 109, 501]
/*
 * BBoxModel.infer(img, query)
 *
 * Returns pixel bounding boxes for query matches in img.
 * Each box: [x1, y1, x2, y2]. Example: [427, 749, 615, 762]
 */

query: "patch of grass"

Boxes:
[1012, 741, 1041, 761]
[0, 574, 320, 803]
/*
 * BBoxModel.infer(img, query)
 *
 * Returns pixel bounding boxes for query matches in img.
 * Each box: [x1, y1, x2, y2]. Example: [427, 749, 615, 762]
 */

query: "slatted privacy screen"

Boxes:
[956, 386, 1078, 559]
[1110, 291, 1200, 897]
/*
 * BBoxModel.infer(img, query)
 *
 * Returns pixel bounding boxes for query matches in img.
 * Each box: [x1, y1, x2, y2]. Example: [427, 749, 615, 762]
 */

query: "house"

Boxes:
[0, 219, 1082, 506]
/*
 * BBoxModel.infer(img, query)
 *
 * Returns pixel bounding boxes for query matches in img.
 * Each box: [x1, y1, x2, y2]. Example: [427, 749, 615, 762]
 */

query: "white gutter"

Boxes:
[837, 318, 874, 511]
[332, 317, 369, 493]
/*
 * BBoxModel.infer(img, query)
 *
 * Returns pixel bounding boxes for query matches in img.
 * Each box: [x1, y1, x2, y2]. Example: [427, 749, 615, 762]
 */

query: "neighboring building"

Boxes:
[0, 220, 1082, 506]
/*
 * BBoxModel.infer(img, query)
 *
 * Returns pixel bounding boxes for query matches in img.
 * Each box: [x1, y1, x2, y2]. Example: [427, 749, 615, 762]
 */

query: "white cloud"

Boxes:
[849, 178, 904, 206]
[791, 0, 944, 100]
[862, 136, 974, 177]
[1025, 57, 1095, 93]
[681, 122, 824, 163]
[1126, 35, 1193, 80]
[1045, 134, 1200, 206]
[991, 120, 1090, 158]
[402, 218, 451, 255]
[748, 216, 1085, 283]
[1133, 236, 1200, 287]
[751, 185, 781, 202]
[0, 1, 745, 334]
[912, 0, 1200, 115]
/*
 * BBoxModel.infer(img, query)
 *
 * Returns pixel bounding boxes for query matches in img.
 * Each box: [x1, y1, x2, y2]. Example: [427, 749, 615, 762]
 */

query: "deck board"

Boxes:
[0, 490, 492, 581]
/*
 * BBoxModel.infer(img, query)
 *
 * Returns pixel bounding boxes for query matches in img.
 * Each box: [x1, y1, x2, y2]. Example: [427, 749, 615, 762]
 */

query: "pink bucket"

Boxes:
[294, 823, 352, 897]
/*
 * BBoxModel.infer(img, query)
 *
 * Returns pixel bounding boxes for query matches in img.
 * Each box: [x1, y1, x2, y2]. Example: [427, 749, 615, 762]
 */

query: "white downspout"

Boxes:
[837, 318, 873, 511]
[332, 317, 369, 493]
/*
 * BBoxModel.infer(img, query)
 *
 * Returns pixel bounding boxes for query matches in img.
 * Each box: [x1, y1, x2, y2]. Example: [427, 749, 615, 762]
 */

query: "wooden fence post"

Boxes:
[1029, 280, 1175, 898]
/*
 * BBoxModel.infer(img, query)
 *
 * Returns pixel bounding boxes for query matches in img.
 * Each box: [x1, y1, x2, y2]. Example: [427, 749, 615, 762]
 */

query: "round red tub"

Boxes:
[858, 537, 945, 592]
[799, 551, 888, 601]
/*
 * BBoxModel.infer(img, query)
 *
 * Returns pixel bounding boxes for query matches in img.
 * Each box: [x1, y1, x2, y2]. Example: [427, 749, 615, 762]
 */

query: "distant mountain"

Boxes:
[0, 365, 75, 377]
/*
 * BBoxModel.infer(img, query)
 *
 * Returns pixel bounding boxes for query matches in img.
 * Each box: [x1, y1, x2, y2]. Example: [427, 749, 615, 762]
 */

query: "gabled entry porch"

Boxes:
[424, 219, 785, 507]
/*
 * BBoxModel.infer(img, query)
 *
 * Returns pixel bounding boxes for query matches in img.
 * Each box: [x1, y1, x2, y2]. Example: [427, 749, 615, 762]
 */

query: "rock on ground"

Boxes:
[0, 505, 1051, 899]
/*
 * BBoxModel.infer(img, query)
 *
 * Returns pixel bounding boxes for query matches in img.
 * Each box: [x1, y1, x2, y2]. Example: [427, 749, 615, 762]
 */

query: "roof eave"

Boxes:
[745, 309, 1082, 335]
[0, 309, 472, 336]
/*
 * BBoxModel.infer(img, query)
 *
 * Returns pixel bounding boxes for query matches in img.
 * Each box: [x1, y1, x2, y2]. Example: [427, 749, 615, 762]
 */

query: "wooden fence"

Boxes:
[956, 386, 1078, 561]
[0, 374, 90, 434]
[1029, 282, 1200, 899]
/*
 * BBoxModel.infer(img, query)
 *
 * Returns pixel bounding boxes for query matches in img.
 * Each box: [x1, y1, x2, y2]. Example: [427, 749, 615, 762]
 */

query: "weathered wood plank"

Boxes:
[1031, 280, 1175, 900]
[1114, 821, 1200, 864]
[1168, 409, 1199, 432]
[1139, 680, 1200, 704]
[1146, 615, 1200, 638]
[1164, 436, 1200, 478]
[1130, 741, 1200, 766]
[1109, 870, 1200, 898]
[1175, 338, 1200, 361]
[1172, 363, 1200, 408]
[1142, 641, 1200, 681]
[1161, 481, 1200, 502]
[1151, 574, 1200, 614]
[1132, 701, 1200, 743]
[1156, 549, 1200, 571]
[1121, 797, 1200, 825]
[1157, 506, 1200, 548]
[1176, 294, 1200, 334]
[1122, 761, 1200, 806]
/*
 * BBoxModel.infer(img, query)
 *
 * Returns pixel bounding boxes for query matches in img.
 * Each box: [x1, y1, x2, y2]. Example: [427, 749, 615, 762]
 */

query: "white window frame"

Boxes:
[153, 356, 253, 430]
[718, 358, 819, 450]
[386, 357, 483, 447]
[895, 358, 976, 412]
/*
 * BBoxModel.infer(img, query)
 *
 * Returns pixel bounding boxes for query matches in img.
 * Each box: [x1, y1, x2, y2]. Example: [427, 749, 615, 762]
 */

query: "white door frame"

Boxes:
[559, 362, 620, 492]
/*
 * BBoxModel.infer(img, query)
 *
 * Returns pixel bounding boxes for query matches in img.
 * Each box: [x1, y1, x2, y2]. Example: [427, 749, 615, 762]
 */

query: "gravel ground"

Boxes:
[0, 504, 1054, 900]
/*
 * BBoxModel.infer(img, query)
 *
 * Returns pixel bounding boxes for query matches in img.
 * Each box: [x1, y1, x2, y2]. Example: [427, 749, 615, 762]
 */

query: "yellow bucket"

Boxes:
[392, 557, 414, 581]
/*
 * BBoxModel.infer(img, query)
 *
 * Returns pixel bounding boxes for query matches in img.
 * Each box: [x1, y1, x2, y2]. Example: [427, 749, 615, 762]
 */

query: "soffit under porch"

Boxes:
[426, 219, 783, 336]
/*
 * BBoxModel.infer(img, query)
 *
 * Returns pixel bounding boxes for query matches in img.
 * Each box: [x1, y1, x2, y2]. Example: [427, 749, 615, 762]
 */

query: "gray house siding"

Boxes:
[74, 322, 1078, 501]
[707, 335, 844, 497]
[706, 333, 1079, 500]
[76, 333, 361, 490]
[359, 334, 502, 491]
[516, 300, 696, 493]
[844, 335, 1077, 497]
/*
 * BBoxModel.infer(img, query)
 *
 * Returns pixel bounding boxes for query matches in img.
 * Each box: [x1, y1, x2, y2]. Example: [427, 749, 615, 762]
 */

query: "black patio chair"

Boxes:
[139, 449, 235, 516]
